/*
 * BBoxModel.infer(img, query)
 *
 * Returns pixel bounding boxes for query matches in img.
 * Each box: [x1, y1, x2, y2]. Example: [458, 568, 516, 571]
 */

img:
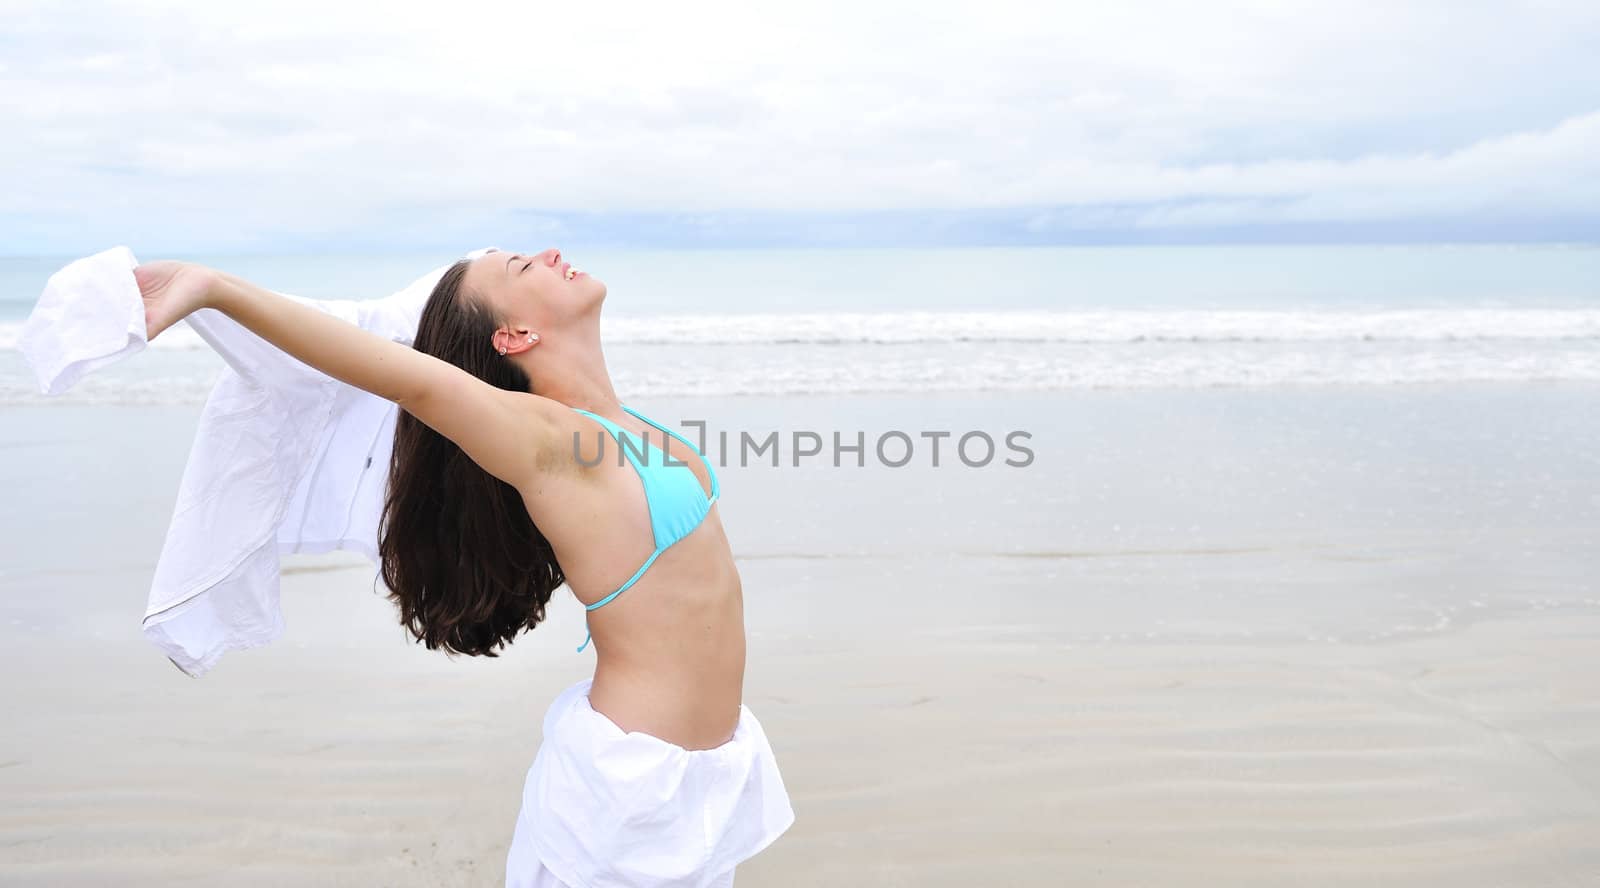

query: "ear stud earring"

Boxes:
[499, 333, 536, 355]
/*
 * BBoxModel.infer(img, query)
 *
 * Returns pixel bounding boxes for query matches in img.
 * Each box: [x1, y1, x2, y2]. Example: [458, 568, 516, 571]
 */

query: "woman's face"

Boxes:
[464, 247, 605, 330]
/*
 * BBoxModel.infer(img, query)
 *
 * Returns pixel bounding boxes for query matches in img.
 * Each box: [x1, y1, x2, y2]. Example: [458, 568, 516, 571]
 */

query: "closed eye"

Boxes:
[521, 259, 532, 273]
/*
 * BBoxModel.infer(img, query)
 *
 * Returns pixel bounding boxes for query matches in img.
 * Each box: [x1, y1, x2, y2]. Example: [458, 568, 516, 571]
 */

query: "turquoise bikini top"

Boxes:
[568, 404, 720, 652]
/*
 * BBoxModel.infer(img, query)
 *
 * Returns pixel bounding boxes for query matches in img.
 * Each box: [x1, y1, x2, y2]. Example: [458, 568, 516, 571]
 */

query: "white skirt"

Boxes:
[504, 679, 794, 888]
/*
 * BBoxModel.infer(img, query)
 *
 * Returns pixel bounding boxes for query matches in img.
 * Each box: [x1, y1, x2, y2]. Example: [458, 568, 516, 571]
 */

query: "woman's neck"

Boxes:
[526, 324, 622, 414]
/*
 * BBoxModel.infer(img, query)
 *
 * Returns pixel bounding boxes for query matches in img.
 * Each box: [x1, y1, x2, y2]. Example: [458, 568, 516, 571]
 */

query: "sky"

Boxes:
[2, 0, 1598, 253]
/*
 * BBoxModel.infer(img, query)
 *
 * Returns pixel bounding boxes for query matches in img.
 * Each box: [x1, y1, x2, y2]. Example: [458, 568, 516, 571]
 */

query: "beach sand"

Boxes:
[2, 386, 1598, 885]
[3, 610, 1598, 886]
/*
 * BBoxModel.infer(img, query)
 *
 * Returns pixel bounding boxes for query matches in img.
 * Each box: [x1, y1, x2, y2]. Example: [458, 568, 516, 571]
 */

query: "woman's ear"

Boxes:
[493, 327, 541, 355]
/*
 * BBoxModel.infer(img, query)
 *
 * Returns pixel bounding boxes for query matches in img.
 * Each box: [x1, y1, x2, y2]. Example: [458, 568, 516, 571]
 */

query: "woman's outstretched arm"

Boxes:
[135, 261, 560, 489]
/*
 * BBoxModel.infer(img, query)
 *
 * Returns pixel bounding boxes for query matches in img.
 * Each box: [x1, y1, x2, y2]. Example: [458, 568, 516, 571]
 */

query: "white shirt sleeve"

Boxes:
[19, 246, 498, 676]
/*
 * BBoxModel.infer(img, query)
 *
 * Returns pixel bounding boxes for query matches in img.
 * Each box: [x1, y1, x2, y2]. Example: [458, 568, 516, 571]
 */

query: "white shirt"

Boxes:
[20, 245, 493, 676]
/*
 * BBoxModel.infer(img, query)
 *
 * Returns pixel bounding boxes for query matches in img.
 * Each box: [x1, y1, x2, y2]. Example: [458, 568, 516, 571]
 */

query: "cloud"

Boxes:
[1, 0, 1597, 250]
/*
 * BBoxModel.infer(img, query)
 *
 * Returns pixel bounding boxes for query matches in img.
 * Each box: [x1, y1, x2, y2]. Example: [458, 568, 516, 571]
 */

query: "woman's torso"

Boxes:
[518, 405, 746, 750]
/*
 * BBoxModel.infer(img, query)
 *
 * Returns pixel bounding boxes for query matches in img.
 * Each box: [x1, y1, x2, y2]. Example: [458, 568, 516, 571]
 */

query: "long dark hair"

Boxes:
[376, 260, 564, 657]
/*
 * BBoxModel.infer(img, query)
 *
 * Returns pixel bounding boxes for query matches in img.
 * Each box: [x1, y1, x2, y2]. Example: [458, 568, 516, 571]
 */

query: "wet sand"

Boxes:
[2, 607, 1598, 886]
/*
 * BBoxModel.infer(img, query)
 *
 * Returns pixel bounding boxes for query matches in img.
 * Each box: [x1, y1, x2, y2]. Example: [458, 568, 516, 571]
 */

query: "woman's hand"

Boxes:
[133, 260, 219, 342]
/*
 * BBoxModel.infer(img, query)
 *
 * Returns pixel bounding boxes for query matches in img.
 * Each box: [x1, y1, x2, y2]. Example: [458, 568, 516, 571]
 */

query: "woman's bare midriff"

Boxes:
[585, 541, 748, 750]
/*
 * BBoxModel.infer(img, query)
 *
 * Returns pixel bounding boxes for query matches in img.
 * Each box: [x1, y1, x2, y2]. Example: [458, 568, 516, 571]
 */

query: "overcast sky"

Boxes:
[3, 0, 1598, 252]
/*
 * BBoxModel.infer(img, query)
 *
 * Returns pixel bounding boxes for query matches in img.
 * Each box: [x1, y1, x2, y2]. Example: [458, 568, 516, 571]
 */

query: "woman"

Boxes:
[133, 248, 794, 887]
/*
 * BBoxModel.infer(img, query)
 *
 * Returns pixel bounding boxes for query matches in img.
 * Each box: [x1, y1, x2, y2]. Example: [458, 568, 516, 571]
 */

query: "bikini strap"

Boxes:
[570, 407, 654, 476]
[620, 404, 720, 502]
[576, 546, 666, 653]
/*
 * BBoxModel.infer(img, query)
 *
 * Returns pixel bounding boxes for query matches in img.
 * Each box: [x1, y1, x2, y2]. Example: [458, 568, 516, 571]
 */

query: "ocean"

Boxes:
[3, 244, 1599, 404]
